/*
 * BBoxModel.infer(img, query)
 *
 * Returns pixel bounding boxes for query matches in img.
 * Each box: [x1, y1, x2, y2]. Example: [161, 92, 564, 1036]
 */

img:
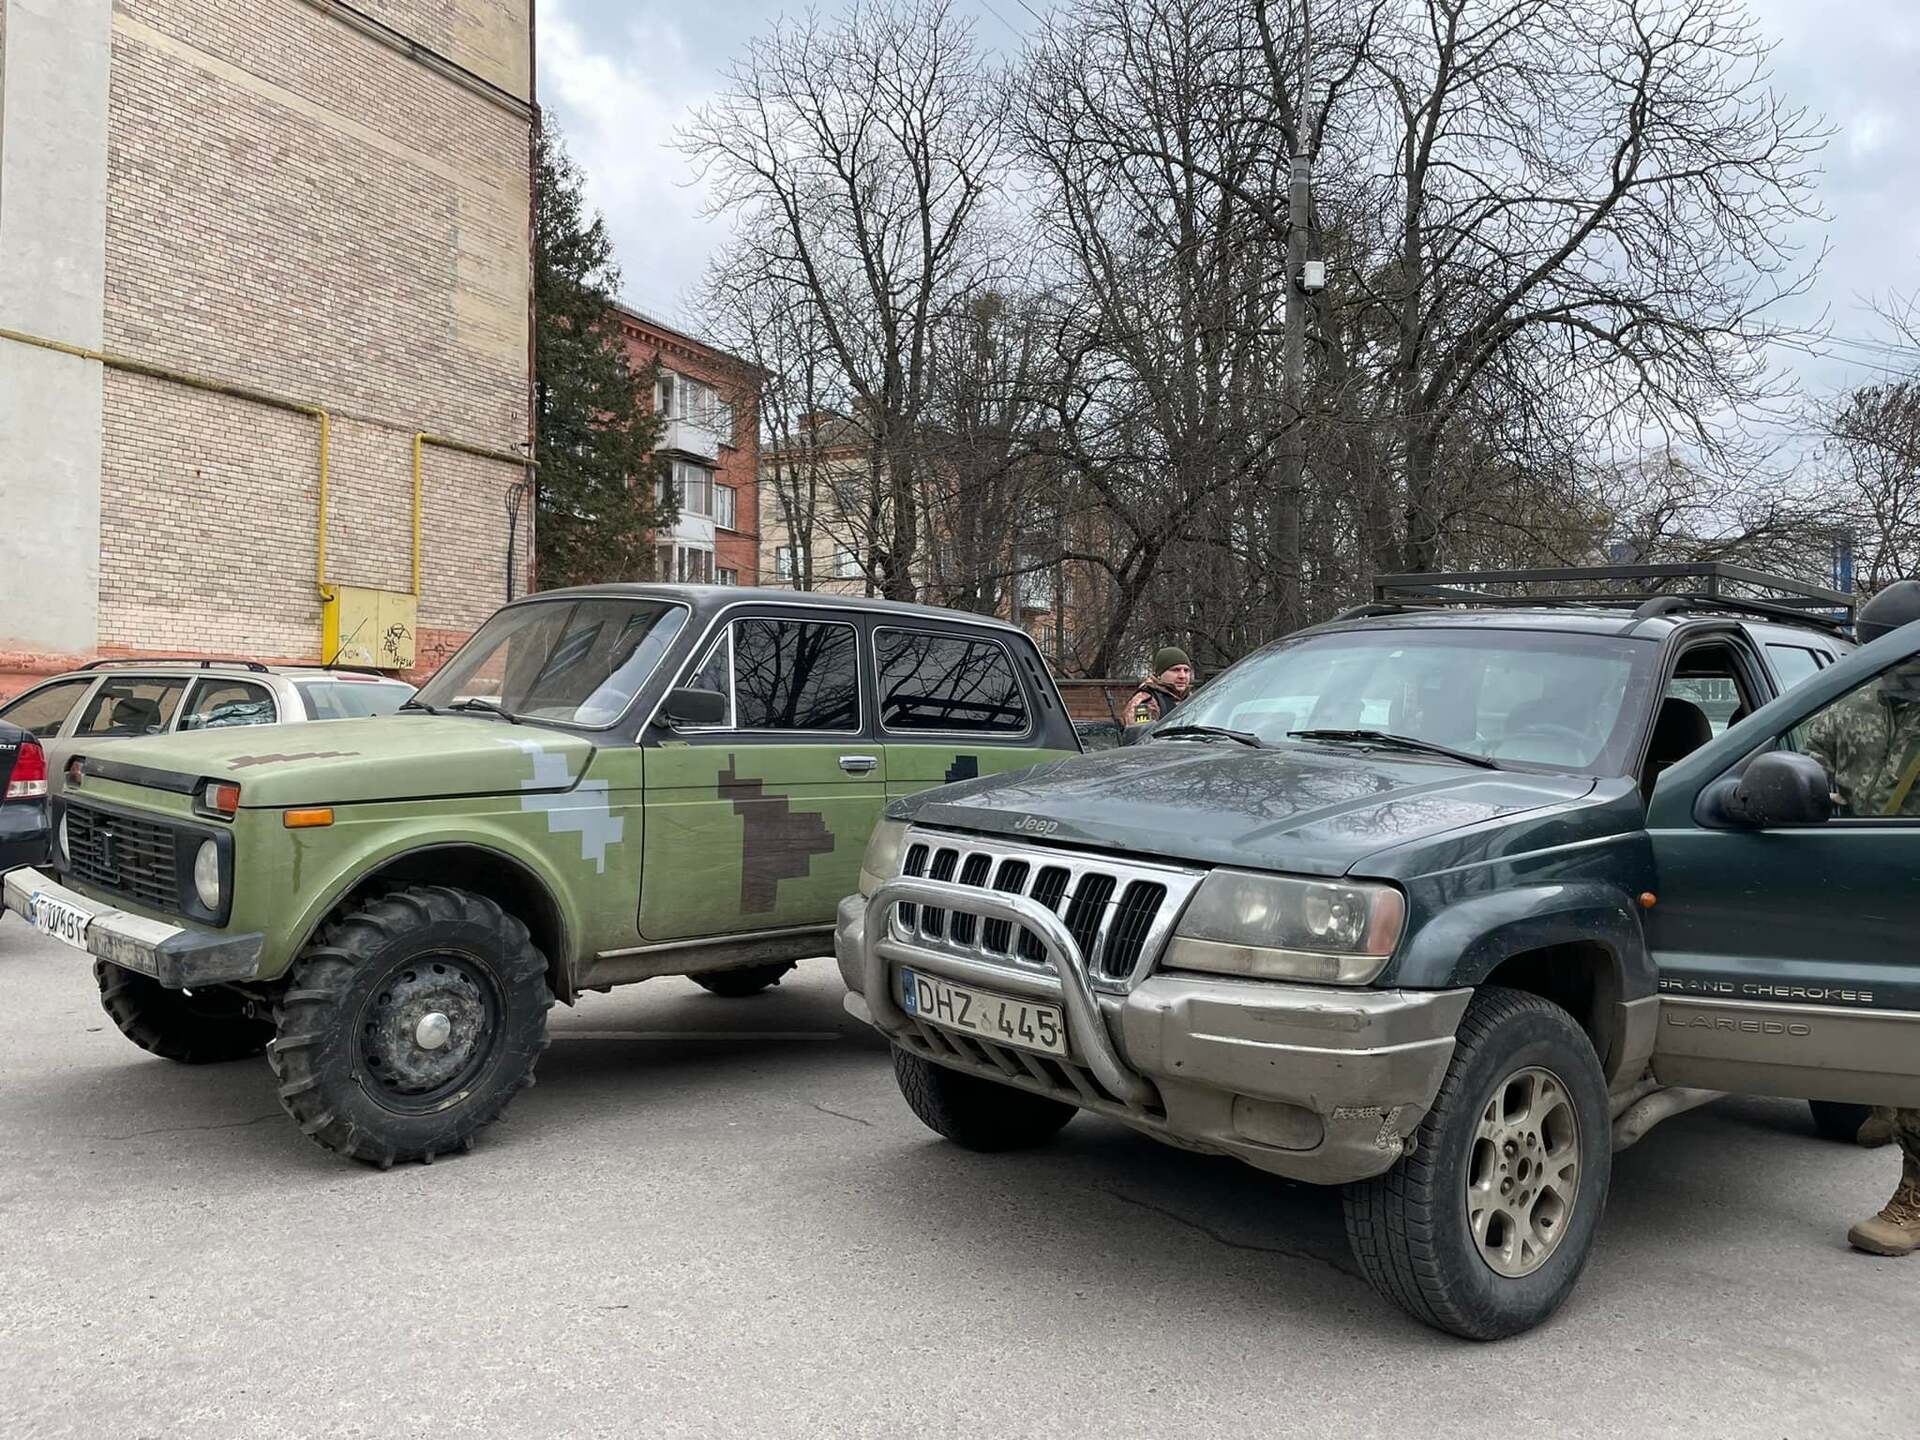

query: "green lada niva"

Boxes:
[2, 586, 1077, 1167]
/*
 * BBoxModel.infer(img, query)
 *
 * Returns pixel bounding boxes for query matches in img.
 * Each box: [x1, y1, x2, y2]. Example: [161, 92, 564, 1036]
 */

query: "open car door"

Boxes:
[1645, 621, 1920, 1108]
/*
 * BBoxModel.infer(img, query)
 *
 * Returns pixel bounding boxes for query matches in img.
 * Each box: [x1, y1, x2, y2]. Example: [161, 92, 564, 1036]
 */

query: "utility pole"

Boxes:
[1276, 1, 1315, 633]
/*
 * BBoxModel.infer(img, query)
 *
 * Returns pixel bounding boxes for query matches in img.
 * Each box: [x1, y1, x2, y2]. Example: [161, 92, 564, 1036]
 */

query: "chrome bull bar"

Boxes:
[863, 877, 1159, 1110]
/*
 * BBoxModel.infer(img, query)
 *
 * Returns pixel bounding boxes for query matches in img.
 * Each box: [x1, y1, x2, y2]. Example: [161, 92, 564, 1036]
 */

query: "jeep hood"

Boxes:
[76, 716, 595, 807]
[901, 741, 1596, 877]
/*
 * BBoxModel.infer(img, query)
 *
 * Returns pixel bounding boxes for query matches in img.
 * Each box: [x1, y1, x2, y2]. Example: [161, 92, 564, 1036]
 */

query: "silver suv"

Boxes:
[0, 659, 414, 795]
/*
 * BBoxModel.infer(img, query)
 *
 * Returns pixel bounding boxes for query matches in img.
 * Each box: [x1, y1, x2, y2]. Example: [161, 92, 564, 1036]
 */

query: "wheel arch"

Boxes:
[297, 843, 574, 1005]
[1393, 883, 1656, 1088]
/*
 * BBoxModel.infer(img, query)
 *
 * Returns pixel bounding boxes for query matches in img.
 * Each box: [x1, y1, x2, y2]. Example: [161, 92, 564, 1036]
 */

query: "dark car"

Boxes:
[0, 721, 51, 872]
[836, 564, 1920, 1338]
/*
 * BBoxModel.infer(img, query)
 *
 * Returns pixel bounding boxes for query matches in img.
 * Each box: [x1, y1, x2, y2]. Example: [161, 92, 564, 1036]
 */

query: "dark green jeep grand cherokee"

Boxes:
[837, 566, 1920, 1338]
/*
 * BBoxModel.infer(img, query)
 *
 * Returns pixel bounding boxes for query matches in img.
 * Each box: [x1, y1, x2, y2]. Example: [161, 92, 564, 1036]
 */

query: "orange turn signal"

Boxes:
[1638, 892, 1657, 909]
[283, 807, 335, 829]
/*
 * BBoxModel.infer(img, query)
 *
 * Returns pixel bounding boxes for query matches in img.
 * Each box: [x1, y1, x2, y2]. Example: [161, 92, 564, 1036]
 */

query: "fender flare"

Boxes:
[1392, 882, 1656, 1084]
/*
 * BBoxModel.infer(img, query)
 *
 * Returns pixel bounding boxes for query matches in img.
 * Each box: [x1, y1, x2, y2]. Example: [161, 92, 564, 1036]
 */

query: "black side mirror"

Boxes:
[660, 687, 727, 727]
[1709, 750, 1833, 828]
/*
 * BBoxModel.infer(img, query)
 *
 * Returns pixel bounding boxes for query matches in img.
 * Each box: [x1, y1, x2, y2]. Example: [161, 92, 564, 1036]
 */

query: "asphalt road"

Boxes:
[2, 921, 1914, 1440]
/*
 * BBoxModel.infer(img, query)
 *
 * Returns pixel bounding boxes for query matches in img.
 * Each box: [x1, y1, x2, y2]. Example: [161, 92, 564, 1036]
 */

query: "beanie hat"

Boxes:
[1153, 646, 1191, 676]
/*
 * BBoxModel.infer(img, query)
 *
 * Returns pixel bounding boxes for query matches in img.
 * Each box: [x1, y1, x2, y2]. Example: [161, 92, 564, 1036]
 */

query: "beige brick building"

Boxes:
[0, 0, 534, 695]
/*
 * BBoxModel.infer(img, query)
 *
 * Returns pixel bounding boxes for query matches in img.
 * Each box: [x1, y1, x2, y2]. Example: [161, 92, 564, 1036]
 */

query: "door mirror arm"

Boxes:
[1697, 750, 1834, 829]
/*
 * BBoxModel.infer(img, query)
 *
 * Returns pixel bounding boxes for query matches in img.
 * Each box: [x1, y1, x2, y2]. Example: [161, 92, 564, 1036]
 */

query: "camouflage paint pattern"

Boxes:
[880, 742, 1075, 799]
[638, 742, 883, 940]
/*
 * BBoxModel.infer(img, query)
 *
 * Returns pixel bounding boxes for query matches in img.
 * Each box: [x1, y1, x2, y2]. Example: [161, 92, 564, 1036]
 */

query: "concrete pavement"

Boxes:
[1, 920, 1913, 1438]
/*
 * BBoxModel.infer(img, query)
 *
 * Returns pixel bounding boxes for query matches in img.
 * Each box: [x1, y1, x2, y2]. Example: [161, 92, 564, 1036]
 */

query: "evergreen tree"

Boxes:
[534, 124, 669, 588]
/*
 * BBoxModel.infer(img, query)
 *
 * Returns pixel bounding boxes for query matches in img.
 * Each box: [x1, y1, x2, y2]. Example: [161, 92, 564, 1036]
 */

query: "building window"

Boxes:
[775, 545, 797, 581]
[715, 484, 737, 530]
[717, 567, 738, 586]
[677, 546, 713, 584]
[658, 460, 717, 519]
[830, 472, 867, 517]
[658, 368, 725, 430]
[834, 544, 861, 580]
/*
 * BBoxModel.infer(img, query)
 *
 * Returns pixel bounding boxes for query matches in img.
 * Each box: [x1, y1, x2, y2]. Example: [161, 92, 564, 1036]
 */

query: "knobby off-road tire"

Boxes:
[1343, 986, 1612, 1341]
[269, 885, 552, 1168]
[1808, 1100, 1877, 1145]
[93, 961, 275, 1064]
[893, 1045, 1077, 1151]
[691, 961, 796, 998]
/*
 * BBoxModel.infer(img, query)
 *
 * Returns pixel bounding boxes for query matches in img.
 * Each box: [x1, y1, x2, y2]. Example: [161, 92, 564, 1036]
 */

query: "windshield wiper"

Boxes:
[1288, 728, 1501, 770]
[1155, 724, 1266, 749]
[397, 698, 440, 715]
[448, 698, 521, 724]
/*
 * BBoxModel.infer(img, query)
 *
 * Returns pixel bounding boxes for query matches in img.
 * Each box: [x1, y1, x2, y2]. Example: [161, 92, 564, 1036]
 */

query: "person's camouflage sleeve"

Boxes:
[1126, 690, 1158, 727]
[1800, 688, 1920, 817]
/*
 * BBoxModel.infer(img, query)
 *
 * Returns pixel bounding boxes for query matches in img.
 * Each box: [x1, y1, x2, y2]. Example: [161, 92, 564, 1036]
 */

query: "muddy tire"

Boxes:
[1343, 986, 1611, 1341]
[1808, 1100, 1877, 1145]
[892, 1045, 1076, 1151]
[692, 961, 796, 998]
[270, 885, 552, 1168]
[93, 962, 274, 1064]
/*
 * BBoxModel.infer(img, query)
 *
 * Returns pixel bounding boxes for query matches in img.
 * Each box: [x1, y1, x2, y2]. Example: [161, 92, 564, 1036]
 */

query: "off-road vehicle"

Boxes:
[2, 585, 1076, 1165]
[838, 565, 1920, 1338]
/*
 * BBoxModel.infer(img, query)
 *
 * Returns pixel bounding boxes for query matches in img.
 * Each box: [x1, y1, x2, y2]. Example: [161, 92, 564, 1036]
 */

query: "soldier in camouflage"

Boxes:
[1804, 581, 1920, 1256]
[1125, 647, 1194, 731]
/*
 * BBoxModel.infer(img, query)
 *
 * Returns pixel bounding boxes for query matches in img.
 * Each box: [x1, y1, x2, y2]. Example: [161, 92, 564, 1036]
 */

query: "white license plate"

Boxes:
[900, 967, 1068, 1057]
[30, 891, 95, 952]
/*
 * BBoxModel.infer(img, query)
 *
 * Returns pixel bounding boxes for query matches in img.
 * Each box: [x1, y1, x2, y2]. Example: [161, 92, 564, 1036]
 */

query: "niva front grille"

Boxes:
[65, 803, 183, 915]
[894, 833, 1199, 984]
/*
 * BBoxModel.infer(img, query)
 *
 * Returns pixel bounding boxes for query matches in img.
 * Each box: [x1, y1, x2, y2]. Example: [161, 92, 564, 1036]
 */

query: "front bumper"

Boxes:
[839, 885, 1469, 1185]
[2, 867, 265, 988]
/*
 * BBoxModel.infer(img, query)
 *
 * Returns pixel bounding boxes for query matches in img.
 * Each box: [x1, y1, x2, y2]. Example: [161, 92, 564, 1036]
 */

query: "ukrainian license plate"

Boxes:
[30, 891, 94, 952]
[899, 967, 1068, 1057]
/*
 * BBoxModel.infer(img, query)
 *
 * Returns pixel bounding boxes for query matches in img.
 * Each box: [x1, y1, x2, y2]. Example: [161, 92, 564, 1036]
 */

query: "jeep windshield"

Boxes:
[412, 597, 689, 730]
[1154, 627, 1658, 773]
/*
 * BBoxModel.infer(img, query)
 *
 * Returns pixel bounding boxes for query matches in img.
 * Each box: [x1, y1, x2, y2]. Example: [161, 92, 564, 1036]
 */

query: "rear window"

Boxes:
[296, 680, 414, 720]
[1766, 644, 1825, 691]
[877, 629, 1028, 734]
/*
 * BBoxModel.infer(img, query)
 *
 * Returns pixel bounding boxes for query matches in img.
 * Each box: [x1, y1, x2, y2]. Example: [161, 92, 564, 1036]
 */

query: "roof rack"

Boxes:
[78, 656, 271, 673]
[1362, 563, 1855, 637]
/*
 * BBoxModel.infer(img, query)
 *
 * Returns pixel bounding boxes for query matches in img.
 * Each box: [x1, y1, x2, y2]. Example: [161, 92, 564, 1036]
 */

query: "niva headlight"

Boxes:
[1165, 869, 1406, 985]
[858, 817, 911, 897]
[193, 839, 222, 911]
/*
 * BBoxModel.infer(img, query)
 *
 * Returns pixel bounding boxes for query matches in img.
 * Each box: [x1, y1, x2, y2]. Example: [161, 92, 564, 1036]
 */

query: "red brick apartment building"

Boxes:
[616, 306, 760, 588]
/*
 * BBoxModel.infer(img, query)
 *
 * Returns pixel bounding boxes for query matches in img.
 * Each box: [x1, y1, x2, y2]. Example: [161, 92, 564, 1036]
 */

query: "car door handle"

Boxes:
[839, 754, 878, 774]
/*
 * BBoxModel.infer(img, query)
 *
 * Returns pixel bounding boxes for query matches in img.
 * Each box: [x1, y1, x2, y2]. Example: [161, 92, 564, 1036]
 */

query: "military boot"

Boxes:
[1848, 1155, 1920, 1257]
[1858, 1108, 1898, 1149]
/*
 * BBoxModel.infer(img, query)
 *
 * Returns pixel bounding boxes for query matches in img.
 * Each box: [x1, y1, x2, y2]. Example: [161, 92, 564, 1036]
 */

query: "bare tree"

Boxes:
[683, 0, 1009, 600]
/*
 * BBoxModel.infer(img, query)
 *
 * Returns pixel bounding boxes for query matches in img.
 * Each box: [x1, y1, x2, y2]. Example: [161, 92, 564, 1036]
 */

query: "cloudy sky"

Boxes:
[536, 0, 1920, 395]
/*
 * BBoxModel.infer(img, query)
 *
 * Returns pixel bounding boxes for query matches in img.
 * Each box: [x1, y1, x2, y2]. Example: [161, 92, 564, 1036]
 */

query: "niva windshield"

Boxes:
[1156, 627, 1658, 773]
[414, 597, 688, 729]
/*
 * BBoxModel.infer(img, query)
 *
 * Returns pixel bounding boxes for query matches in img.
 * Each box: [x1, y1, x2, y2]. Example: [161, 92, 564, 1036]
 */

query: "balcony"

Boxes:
[661, 418, 720, 461]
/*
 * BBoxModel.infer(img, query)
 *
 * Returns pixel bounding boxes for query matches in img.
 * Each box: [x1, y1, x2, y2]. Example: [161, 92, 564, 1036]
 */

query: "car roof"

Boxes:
[521, 583, 1034, 636]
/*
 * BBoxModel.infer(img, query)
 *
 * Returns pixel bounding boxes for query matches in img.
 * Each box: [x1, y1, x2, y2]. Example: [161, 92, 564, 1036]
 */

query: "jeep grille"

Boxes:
[892, 830, 1201, 985]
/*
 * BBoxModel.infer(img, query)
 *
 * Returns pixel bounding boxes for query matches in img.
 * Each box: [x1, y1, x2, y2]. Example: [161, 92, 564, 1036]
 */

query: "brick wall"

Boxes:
[76, 0, 532, 676]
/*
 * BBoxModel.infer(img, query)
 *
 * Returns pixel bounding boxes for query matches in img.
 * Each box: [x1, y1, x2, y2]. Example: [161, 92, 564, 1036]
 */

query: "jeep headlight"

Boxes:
[1166, 870, 1405, 985]
[193, 839, 222, 911]
[858, 817, 910, 897]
